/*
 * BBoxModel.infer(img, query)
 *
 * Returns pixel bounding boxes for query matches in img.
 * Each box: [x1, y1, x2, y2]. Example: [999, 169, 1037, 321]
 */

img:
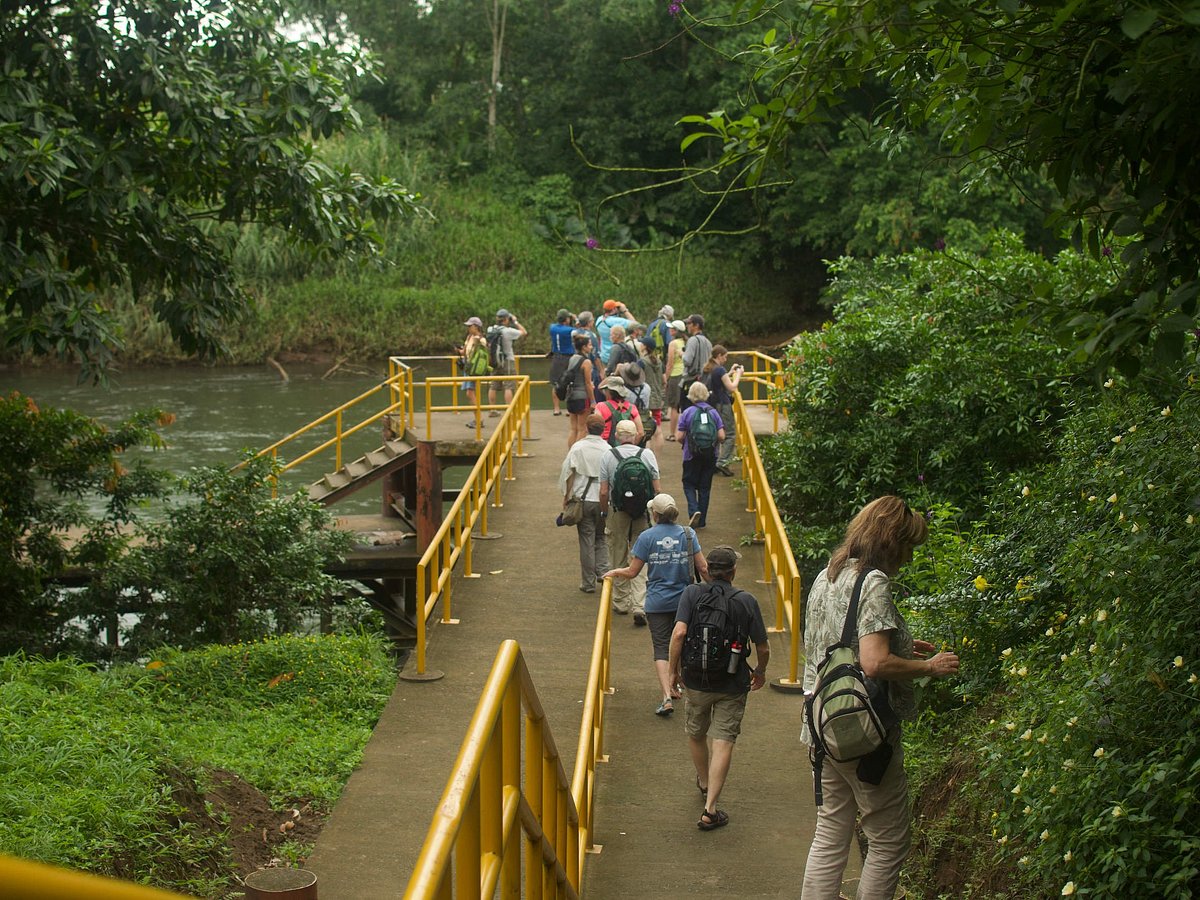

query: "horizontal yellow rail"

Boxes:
[732, 387, 804, 687]
[412, 378, 532, 676]
[0, 854, 188, 900]
[248, 360, 415, 480]
[404, 640, 582, 900]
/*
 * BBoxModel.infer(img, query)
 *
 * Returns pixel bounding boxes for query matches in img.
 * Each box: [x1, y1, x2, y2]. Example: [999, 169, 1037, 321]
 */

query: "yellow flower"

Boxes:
[1050, 784, 1059, 795]
[1023, 805, 1032, 815]
[1112, 805, 1124, 818]
[1019, 856, 1031, 866]
[1016, 577, 1030, 593]
[1063, 759, 1075, 770]
[1104, 378, 1114, 388]
[1037, 733, 1048, 744]
[146, 660, 165, 670]
[1174, 656, 1185, 668]
[1022, 485, 1031, 496]
[1162, 405, 1173, 416]
[1020, 729, 1033, 741]
[1127, 424, 1137, 433]
[1096, 609, 1108, 622]
[1131, 522, 1140, 533]
[998, 835, 1009, 845]
[1017, 666, 1029, 677]
[1001, 647, 1013, 657]
[1046, 627, 1055, 636]
[1189, 674, 1198, 684]
[1111, 435, 1122, 443]
[1041, 829, 1051, 841]
[1087, 494, 1097, 502]
[1094, 747, 1106, 758]
[1107, 493, 1118, 503]
[1062, 881, 1076, 895]
[1060, 654, 1069, 662]
[974, 575, 990, 591]
[1188, 514, 1196, 525]
[1068, 716, 1079, 726]
[1004, 722, 1017, 731]
[1063, 851, 1073, 862]
[1011, 784, 1022, 795]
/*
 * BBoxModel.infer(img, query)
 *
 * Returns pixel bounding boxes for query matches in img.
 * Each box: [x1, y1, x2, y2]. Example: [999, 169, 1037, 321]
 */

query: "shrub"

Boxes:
[765, 232, 1110, 567]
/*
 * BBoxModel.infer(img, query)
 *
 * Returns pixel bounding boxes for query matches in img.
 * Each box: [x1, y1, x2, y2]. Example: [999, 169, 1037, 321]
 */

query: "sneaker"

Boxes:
[716, 464, 734, 476]
[633, 612, 647, 627]
[579, 585, 596, 594]
[488, 410, 500, 418]
[688, 512, 702, 528]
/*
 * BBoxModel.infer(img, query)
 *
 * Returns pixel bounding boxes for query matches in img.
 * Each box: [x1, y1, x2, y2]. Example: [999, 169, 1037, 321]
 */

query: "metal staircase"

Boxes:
[306, 438, 417, 506]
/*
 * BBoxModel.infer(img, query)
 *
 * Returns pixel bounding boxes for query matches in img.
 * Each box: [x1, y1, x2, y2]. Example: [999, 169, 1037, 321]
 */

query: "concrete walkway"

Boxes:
[308, 407, 848, 898]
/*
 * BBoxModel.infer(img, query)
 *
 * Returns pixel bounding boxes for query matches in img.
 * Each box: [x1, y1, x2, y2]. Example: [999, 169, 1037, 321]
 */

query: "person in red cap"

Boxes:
[597, 299, 637, 366]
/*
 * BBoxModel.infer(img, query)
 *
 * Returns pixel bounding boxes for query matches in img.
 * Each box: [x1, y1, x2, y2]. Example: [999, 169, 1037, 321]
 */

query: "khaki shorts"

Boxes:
[684, 688, 748, 743]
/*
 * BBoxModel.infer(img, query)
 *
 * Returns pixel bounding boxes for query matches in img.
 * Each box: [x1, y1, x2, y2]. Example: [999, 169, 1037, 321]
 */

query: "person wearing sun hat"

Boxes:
[595, 375, 643, 444]
[669, 543, 769, 832]
[548, 308, 577, 416]
[605, 492, 708, 717]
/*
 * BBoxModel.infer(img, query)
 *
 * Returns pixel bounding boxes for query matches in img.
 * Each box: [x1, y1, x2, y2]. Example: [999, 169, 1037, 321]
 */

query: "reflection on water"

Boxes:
[1, 357, 556, 516]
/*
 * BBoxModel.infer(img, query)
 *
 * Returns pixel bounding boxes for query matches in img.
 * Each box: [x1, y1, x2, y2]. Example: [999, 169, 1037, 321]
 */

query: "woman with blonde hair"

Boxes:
[800, 496, 960, 899]
[459, 316, 489, 421]
[674, 381, 725, 528]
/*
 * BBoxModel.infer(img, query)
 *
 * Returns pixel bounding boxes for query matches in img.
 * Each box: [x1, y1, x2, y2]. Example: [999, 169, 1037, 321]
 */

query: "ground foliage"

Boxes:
[769, 240, 1200, 896]
[0, 632, 396, 894]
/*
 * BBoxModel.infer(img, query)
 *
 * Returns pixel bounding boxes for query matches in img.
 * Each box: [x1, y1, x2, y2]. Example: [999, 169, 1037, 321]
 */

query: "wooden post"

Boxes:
[416, 439, 442, 551]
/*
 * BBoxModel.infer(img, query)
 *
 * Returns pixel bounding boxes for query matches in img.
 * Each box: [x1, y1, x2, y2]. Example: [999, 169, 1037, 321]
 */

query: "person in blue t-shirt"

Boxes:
[606, 492, 709, 717]
[596, 298, 637, 365]
[548, 309, 577, 416]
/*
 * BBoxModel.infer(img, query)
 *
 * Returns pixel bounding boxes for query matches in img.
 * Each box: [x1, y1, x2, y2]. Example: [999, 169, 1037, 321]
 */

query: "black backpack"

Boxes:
[610, 448, 654, 516]
[486, 326, 505, 369]
[682, 583, 746, 687]
[555, 355, 582, 401]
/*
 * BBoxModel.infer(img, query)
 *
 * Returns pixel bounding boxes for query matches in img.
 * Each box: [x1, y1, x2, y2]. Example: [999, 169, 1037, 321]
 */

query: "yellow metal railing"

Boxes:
[411, 378, 533, 676]
[733, 389, 804, 687]
[0, 854, 188, 900]
[406, 579, 615, 899]
[249, 359, 415, 482]
[731, 349, 787, 431]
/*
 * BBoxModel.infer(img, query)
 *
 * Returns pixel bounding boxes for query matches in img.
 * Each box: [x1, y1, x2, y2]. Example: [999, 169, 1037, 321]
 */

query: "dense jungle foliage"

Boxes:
[4, 0, 1200, 896]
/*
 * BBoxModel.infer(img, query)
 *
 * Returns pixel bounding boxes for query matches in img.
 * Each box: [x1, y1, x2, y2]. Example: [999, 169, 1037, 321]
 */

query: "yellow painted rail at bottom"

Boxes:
[0, 854, 188, 900]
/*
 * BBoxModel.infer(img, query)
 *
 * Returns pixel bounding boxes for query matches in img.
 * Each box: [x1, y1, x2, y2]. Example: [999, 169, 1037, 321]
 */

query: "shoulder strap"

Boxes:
[840, 567, 875, 645]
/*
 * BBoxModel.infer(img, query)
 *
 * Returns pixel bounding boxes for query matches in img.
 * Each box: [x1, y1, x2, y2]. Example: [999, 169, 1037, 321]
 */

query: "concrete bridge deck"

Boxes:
[307, 406, 843, 898]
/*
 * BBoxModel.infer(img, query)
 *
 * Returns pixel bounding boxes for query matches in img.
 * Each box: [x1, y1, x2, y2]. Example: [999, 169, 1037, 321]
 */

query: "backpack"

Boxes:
[804, 568, 898, 806]
[682, 583, 745, 687]
[688, 406, 718, 453]
[465, 341, 490, 377]
[610, 447, 654, 516]
[486, 326, 506, 369]
[647, 317, 668, 353]
[599, 400, 634, 447]
[626, 382, 657, 444]
[555, 355, 582, 401]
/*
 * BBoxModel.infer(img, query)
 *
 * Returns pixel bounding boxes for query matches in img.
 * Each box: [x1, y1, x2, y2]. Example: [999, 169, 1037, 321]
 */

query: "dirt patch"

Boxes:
[168, 766, 326, 890]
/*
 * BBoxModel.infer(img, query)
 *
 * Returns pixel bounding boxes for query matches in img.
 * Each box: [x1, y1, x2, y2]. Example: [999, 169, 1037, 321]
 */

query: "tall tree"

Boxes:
[0, 0, 421, 379]
[678, 0, 1200, 372]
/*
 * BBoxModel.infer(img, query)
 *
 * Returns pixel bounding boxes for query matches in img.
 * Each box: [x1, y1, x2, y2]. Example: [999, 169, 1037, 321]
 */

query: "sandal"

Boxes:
[698, 809, 729, 831]
[665, 435, 676, 441]
[655, 698, 674, 717]
[696, 776, 707, 797]
[552, 410, 563, 416]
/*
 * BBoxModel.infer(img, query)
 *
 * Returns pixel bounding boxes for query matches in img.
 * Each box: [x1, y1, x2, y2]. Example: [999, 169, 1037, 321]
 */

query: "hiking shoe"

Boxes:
[688, 512, 702, 528]
[633, 612, 647, 627]
[716, 464, 734, 476]
[579, 585, 596, 594]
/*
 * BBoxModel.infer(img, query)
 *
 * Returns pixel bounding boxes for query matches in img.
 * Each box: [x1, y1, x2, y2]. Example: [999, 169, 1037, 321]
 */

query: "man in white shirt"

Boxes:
[559, 412, 612, 593]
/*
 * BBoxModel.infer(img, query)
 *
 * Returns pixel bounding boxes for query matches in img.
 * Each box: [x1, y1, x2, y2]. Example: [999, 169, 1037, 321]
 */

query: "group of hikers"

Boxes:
[456, 302, 962, 895]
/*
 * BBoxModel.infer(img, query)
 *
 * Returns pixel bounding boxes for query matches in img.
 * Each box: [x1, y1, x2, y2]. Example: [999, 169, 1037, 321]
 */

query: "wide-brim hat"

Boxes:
[599, 376, 628, 397]
[618, 362, 645, 388]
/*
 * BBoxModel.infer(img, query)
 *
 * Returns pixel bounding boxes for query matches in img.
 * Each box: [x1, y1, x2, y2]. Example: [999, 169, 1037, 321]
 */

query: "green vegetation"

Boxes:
[0, 633, 397, 895]
[770, 238, 1200, 897]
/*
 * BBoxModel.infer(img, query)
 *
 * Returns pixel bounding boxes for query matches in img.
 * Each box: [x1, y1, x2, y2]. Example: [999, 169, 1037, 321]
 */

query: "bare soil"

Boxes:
[168, 766, 326, 892]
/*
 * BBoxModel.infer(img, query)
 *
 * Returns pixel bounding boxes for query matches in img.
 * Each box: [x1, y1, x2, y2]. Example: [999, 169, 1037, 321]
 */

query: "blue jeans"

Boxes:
[682, 451, 717, 526]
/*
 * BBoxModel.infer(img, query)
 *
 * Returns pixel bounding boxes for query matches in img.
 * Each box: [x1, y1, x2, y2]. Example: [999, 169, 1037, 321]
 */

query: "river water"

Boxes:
[3, 356, 557, 515]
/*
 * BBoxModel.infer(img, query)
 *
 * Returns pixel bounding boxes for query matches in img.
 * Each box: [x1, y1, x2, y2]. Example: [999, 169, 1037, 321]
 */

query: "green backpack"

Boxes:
[689, 405, 719, 453]
[610, 448, 654, 516]
[466, 342, 490, 376]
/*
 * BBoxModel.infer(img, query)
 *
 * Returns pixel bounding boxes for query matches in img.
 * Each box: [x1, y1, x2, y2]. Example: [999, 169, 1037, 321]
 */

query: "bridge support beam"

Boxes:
[416, 439, 443, 551]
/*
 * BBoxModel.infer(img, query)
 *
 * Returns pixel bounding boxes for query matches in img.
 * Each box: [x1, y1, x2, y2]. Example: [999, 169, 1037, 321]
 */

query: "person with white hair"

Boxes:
[599, 418, 661, 625]
[675, 381, 725, 529]
[606, 492, 708, 716]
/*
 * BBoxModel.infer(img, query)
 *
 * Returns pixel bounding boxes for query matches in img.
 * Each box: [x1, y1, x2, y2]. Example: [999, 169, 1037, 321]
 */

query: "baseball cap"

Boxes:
[670, 319, 686, 332]
[615, 419, 637, 438]
[463, 316, 483, 327]
[685, 313, 705, 328]
[556, 308, 572, 322]
[602, 299, 619, 312]
[659, 305, 675, 319]
[706, 546, 742, 569]
[647, 493, 678, 516]
[496, 308, 511, 319]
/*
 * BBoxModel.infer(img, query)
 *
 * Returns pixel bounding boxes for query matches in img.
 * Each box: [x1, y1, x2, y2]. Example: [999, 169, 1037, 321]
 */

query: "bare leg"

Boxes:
[655, 659, 676, 701]
[704, 739, 735, 814]
[689, 735, 710, 792]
